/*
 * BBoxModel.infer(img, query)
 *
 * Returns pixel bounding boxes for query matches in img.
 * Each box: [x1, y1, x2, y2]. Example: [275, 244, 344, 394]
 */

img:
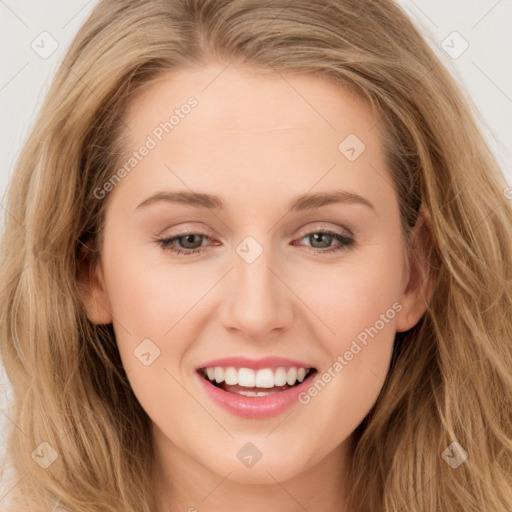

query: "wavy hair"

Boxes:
[1, 0, 511, 510]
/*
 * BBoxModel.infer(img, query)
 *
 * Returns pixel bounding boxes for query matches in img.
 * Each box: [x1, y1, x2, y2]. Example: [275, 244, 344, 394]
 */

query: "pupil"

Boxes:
[181, 234, 201, 249]
[311, 233, 332, 248]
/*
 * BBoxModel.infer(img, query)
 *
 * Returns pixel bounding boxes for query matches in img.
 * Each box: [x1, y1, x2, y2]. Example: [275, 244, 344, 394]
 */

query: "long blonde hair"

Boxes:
[1, 1, 511, 510]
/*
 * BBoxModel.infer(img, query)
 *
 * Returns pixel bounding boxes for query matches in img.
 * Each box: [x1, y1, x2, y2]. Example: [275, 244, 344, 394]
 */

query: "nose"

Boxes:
[218, 239, 295, 342]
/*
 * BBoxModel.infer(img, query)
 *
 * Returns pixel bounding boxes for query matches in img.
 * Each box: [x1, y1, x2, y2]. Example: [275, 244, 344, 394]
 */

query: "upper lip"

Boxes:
[196, 356, 316, 371]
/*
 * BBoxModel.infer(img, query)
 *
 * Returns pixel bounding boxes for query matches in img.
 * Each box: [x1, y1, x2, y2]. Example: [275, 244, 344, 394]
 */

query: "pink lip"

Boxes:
[196, 356, 314, 371]
[195, 365, 317, 420]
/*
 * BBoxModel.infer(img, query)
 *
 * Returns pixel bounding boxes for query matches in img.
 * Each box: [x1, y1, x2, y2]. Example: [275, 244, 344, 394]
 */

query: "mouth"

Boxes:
[197, 366, 318, 397]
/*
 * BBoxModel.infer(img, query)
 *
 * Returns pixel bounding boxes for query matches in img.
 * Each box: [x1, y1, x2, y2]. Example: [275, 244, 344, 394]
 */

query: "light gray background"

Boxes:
[1, 0, 511, 499]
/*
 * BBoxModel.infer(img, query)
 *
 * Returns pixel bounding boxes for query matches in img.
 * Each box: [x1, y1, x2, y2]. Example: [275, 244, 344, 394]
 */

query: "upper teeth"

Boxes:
[203, 366, 311, 388]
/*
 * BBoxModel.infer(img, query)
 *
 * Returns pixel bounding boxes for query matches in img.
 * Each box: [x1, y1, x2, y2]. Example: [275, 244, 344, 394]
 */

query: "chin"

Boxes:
[205, 447, 312, 485]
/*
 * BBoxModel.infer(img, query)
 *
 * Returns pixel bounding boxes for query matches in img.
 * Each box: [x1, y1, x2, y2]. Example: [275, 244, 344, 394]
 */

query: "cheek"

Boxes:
[293, 245, 404, 432]
[303, 267, 398, 381]
[297, 242, 404, 351]
[102, 254, 208, 433]
[103, 242, 214, 339]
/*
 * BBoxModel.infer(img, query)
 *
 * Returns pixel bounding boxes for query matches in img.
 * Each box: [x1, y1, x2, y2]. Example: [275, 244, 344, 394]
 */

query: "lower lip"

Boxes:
[195, 370, 316, 419]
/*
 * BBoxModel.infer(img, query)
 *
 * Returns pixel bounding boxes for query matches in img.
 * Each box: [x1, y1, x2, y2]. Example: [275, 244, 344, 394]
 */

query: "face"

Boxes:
[81, 63, 428, 491]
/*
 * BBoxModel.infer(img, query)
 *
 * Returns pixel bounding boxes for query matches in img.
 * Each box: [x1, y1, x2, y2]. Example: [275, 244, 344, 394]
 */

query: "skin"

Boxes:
[79, 62, 430, 512]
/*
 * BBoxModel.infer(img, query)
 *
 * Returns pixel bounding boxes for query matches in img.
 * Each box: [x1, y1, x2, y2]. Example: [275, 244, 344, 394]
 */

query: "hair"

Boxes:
[1, 0, 511, 510]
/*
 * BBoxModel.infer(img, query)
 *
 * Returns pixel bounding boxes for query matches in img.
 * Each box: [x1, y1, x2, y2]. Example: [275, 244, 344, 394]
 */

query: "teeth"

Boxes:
[286, 367, 297, 385]
[237, 389, 281, 397]
[214, 367, 224, 384]
[274, 367, 287, 386]
[255, 368, 275, 388]
[238, 367, 256, 387]
[201, 366, 312, 388]
[224, 366, 238, 385]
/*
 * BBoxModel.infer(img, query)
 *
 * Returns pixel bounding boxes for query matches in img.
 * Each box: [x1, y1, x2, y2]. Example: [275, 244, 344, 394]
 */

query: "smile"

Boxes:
[199, 366, 315, 396]
[195, 357, 318, 419]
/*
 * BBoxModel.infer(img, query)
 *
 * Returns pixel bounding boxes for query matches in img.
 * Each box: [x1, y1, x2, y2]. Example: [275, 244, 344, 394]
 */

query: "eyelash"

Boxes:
[154, 227, 355, 257]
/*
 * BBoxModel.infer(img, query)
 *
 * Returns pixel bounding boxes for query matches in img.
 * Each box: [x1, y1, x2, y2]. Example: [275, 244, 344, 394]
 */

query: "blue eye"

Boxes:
[155, 228, 354, 257]
[156, 232, 209, 256]
[295, 230, 355, 253]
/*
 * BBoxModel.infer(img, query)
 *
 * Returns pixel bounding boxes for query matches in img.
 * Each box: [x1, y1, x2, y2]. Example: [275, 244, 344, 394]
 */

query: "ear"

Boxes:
[395, 205, 435, 332]
[77, 241, 113, 325]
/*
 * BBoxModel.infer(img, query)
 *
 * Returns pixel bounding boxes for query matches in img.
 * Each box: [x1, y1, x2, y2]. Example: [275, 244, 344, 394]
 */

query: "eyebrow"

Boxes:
[135, 189, 376, 213]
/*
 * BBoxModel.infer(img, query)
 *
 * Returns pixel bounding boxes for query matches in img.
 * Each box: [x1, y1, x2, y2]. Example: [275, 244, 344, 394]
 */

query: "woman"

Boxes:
[1, 0, 511, 511]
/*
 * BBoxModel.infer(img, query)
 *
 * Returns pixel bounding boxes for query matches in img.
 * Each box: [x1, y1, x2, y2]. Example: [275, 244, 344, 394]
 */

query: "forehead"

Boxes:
[123, 63, 377, 136]
[111, 63, 393, 218]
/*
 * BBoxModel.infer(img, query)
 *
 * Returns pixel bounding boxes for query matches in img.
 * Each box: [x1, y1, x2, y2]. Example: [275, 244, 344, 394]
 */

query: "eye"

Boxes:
[293, 228, 355, 254]
[154, 226, 355, 257]
[154, 229, 213, 256]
